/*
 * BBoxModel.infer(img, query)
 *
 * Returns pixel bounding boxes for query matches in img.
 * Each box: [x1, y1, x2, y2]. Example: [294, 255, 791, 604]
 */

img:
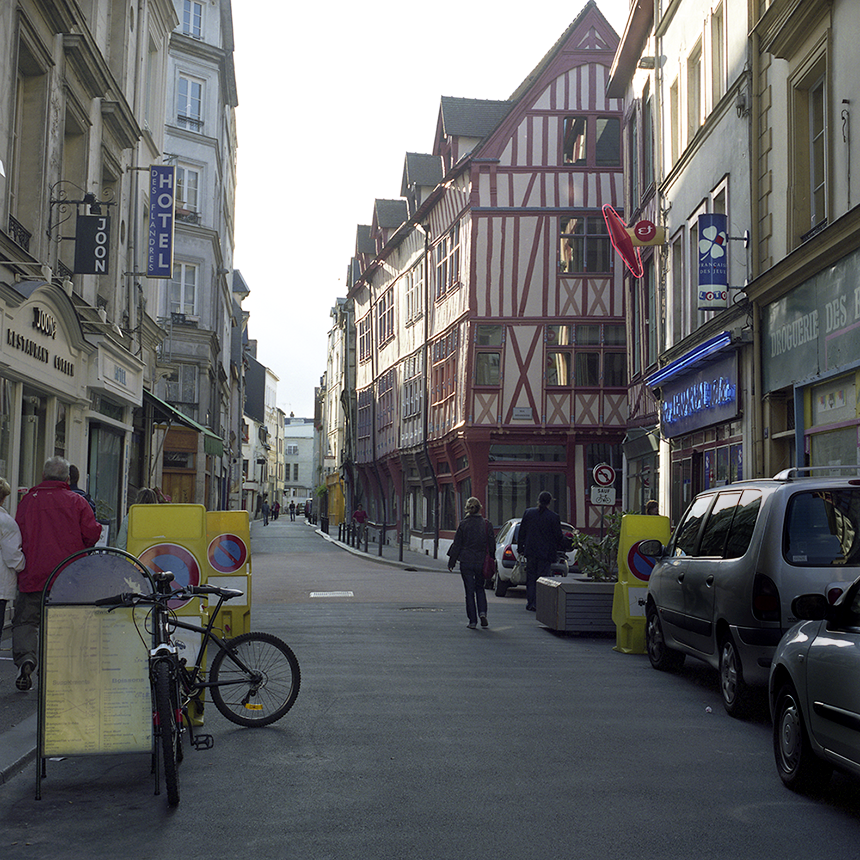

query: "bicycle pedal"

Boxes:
[192, 734, 214, 750]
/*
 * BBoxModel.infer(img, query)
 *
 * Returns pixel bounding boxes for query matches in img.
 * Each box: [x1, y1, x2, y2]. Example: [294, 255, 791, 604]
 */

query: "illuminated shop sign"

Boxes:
[659, 351, 738, 438]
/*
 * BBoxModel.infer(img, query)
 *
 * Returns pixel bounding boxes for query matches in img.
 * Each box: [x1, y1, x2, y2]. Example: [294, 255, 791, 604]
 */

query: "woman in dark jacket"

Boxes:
[447, 497, 495, 629]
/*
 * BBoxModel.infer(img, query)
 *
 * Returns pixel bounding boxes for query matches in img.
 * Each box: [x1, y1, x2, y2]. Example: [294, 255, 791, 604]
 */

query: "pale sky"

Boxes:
[231, 1, 631, 418]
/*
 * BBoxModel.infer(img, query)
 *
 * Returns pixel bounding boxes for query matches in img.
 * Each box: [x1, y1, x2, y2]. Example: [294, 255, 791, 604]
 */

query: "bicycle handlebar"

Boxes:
[94, 583, 244, 608]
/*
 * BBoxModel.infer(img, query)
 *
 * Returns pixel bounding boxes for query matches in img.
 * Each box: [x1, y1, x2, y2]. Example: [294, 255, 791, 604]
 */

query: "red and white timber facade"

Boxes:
[347, 2, 625, 554]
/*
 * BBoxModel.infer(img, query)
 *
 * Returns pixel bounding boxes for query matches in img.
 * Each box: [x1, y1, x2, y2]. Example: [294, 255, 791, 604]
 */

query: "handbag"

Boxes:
[482, 519, 497, 579]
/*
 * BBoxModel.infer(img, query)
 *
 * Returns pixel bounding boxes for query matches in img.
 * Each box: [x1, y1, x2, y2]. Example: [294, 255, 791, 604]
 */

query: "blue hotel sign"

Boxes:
[659, 352, 739, 438]
[147, 165, 176, 278]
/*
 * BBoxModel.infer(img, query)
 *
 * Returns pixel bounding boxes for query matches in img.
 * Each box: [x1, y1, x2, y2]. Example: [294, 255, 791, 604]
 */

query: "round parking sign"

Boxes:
[207, 534, 248, 574]
[138, 543, 201, 608]
[627, 540, 656, 583]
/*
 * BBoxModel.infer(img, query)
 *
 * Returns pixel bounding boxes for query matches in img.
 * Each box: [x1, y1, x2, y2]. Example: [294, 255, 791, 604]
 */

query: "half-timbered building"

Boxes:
[346, 1, 625, 554]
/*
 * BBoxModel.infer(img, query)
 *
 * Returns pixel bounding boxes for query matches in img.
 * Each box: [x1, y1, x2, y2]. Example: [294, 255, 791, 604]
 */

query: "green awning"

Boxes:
[143, 391, 224, 457]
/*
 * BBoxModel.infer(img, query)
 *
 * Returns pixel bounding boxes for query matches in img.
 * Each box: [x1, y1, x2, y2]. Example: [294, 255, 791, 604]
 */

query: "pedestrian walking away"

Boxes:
[517, 490, 564, 612]
[0, 476, 25, 638]
[262, 498, 270, 526]
[447, 496, 495, 629]
[13, 456, 102, 690]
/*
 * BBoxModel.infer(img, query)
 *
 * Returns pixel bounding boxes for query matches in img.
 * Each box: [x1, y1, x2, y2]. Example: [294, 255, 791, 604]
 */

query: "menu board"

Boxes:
[42, 606, 151, 756]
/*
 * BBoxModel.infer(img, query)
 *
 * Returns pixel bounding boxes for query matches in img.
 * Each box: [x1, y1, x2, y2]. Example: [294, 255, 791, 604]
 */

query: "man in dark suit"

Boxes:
[517, 491, 564, 612]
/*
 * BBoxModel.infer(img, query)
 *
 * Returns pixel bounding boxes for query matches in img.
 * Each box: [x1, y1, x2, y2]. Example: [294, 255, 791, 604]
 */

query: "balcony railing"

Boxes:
[177, 115, 203, 132]
[8, 215, 31, 252]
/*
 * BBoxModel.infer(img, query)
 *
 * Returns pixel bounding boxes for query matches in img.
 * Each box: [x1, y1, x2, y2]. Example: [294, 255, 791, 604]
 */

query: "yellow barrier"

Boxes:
[612, 514, 671, 654]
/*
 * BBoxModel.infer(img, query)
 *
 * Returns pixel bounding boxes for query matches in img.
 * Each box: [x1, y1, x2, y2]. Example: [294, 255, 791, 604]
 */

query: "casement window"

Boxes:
[358, 314, 372, 362]
[687, 40, 703, 140]
[643, 96, 654, 190]
[377, 369, 395, 431]
[293, 463, 299, 481]
[434, 223, 460, 300]
[559, 215, 612, 274]
[562, 115, 621, 166]
[544, 324, 625, 387]
[376, 288, 394, 346]
[711, 4, 725, 104]
[404, 264, 423, 323]
[286, 444, 298, 455]
[183, 1, 203, 38]
[669, 78, 680, 165]
[177, 74, 203, 131]
[169, 262, 197, 315]
[628, 111, 639, 206]
[431, 330, 458, 405]
[166, 364, 198, 409]
[474, 324, 503, 386]
[176, 165, 200, 213]
[401, 354, 423, 419]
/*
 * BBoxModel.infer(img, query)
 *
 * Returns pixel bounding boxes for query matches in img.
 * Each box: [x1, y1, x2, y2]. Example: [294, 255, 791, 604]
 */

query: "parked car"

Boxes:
[770, 575, 860, 792]
[493, 518, 577, 597]
[641, 467, 860, 716]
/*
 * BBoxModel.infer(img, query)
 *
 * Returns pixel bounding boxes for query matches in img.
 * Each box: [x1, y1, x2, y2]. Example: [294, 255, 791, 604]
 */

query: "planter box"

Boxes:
[535, 577, 616, 633]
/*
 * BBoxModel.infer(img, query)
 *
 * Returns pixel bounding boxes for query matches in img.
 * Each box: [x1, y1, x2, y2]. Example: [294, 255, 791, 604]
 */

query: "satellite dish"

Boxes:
[602, 204, 644, 278]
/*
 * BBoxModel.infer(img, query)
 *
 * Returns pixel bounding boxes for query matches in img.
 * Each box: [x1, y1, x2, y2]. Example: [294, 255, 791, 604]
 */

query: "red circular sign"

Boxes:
[633, 220, 657, 242]
[627, 541, 657, 583]
[593, 463, 616, 487]
[207, 534, 248, 574]
[138, 543, 201, 608]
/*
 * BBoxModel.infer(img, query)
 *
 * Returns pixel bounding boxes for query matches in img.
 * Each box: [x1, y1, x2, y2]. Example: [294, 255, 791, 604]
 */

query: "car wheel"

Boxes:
[494, 573, 508, 597]
[773, 683, 832, 792]
[646, 604, 684, 672]
[718, 633, 748, 717]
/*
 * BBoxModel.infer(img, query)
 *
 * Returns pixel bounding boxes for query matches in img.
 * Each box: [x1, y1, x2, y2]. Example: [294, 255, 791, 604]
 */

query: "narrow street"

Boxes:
[1, 519, 859, 859]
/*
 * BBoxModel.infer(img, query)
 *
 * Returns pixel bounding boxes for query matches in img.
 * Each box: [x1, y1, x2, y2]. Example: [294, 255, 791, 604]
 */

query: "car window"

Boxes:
[698, 492, 741, 557]
[724, 490, 762, 558]
[496, 521, 512, 544]
[670, 494, 714, 556]
[785, 489, 860, 566]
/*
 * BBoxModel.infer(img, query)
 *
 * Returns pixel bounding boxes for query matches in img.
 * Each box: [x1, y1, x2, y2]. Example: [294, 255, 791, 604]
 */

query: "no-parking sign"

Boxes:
[138, 543, 201, 608]
[627, 540, 657, 583]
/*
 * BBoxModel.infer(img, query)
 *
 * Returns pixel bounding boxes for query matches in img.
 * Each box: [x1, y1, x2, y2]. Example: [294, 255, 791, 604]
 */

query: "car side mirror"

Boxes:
[639, 539, 664, 558]
[791, 593, 829, 621]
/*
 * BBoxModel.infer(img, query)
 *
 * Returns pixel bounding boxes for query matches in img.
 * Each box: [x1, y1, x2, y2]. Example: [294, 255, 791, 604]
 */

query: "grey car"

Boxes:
[770, 576, 860, 792]
[642, 468, 860, 716]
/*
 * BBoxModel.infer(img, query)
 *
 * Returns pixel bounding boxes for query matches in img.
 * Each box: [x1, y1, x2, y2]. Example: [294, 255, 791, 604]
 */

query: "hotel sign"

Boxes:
[147, 165, 175, 278]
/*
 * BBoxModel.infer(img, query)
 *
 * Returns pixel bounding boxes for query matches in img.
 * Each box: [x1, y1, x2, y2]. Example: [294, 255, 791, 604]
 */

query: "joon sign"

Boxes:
[147, 165, 176, 278]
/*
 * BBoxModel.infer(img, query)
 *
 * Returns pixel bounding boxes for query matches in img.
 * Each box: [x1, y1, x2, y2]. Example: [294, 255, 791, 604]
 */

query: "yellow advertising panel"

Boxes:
[612, 514, 672, 654]
[206, 509, 252, 637]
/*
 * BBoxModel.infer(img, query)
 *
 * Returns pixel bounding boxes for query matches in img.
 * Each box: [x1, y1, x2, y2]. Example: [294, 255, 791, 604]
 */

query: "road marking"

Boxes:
[309, 591, 355, 598]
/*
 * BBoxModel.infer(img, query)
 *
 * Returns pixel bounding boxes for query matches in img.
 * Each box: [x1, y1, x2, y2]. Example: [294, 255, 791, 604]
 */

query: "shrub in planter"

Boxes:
[569, 510, 629, 582]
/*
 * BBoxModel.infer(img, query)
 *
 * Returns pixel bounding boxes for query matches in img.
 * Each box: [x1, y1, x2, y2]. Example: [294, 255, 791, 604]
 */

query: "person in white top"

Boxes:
[0, 477, 25, 631]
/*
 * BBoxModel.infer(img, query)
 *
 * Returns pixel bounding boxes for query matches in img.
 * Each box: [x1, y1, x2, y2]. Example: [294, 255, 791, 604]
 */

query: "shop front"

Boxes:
[648, 337, 744, 526]
[760, 246, 860, 474]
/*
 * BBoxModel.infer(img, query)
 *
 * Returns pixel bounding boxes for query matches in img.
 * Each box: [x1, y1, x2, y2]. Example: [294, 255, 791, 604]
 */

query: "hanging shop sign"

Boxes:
[147, 165, 176, 278]
[602, 205, 665, 279]
[697, 213, 728, 310]
[74, 214, 111, 275]
[659, 351, 738, 438]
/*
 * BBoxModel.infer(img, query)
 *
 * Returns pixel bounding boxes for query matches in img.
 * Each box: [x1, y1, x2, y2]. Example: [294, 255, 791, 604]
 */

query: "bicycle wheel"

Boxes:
[154, 660, 181, 806]
[209, 632, 300, 727]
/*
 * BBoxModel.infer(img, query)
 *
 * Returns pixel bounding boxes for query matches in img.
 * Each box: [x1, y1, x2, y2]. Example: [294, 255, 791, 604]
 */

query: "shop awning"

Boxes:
[143, 391, 224, 457]
[644, 331, 734, 388]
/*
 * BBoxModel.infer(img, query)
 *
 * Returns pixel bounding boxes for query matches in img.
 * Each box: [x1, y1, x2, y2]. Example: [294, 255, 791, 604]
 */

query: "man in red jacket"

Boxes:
[13, 456, 102, 691]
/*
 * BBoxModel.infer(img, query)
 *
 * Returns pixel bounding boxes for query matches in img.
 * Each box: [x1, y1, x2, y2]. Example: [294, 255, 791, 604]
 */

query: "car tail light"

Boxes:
[502, 546, 516, 563]
[753, 573, 780, 621]
[827, 586, 845, 604]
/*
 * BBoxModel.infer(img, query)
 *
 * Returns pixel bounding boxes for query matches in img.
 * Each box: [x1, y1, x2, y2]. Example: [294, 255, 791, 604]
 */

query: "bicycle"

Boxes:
[95, 571, 301, 806]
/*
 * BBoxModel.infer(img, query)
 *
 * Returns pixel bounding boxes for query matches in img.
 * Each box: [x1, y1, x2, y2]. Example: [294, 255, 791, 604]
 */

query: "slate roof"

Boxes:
[401, 152, 444, 195]
[439, 96, 513, 140]
[373, 199, 408, 230]
[355, 224, 374, 256]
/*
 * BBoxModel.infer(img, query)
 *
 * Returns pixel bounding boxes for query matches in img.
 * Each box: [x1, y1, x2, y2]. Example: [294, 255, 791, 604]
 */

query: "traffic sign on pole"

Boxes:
[592, 463, 616, 487]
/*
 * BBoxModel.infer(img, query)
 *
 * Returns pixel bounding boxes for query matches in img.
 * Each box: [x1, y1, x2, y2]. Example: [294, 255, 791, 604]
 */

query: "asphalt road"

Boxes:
[2, 519, 860, 859]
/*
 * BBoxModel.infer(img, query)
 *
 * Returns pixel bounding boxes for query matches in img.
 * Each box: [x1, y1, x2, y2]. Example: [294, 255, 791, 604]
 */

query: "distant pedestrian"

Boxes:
[645, 499, 659, 515]
[115, 487, 160, 551]
[517, 491, 564, 612]
[0, 477, 25, 636]
[352, 503, 368, 543]
[447, 497, 495, 629]
[68, 465, 96, 515]
[273, 501, 281, 520]
[289, 500, 296, 521]
[261, 498, 270, 526]
[13, 457, 102, 691]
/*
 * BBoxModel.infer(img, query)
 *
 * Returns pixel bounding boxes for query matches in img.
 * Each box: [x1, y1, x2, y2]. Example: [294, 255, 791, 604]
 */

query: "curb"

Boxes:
[0, 712, 37, 785]
[314, 528, 452, 574]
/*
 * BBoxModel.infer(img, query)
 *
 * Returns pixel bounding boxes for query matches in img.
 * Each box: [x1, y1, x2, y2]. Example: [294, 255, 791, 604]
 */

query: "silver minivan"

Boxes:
[642, 468, 860, 716]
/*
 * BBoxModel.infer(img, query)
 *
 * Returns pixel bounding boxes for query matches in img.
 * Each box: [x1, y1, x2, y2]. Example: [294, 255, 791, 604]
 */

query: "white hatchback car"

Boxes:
[492, 518, 577, 597]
